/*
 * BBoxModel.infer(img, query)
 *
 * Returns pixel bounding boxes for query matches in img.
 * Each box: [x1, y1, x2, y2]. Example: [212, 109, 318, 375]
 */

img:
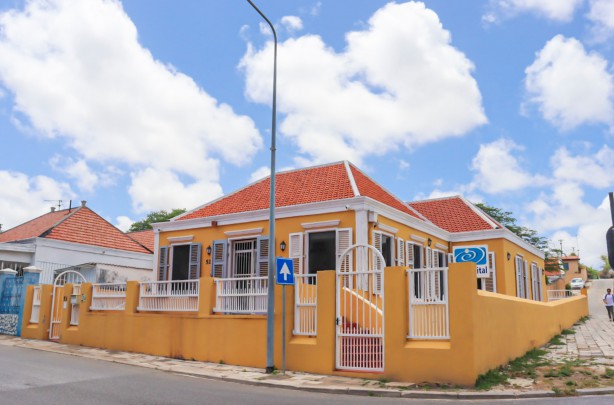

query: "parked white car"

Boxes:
[570, 278, 585, 289]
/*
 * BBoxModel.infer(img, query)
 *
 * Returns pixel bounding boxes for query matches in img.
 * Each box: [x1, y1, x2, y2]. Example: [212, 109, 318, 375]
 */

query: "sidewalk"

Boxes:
[1, 328, 614, 400]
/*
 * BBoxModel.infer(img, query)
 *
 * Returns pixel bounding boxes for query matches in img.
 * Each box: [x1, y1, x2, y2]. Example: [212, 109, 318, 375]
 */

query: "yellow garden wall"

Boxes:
[21, 262, 587, 386]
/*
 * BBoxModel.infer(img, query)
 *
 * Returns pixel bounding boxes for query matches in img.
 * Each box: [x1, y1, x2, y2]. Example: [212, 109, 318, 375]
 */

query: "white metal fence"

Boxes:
[29, 286, 41, 323]
[547, 289, 581, 302]
[90, 283, 127, 311]
[294, 274, 317, 335]
[137, 280, 199, 312]
[70, 284, 81, 326]
[213, 276, 268, 314]
[408, 267, 449, 339]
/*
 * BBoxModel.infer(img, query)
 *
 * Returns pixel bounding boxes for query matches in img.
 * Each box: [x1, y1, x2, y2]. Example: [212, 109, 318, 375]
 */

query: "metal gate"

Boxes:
[0, 276, 24, 315]
[336, 244, 385, 372]
[49, 270, 86, 340]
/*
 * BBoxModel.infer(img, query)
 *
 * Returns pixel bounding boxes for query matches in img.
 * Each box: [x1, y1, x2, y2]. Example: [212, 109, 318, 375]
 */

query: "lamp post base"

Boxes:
[266, 366, 275, 374]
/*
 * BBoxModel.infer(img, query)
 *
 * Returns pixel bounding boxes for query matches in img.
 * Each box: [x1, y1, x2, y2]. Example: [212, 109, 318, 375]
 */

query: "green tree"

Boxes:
[128, 208, 186, 232]
[474, 202, 549, 250]
[600, 255, 612, 278]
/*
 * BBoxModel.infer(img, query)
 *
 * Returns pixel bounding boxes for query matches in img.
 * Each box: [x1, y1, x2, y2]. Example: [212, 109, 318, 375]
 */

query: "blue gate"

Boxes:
[0, 277, 24, 335]
[0, 277, 23, 314]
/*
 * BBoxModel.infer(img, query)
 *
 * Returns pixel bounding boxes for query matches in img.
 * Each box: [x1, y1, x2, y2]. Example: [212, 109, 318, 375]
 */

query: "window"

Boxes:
[158, 243, 201, 281]
[308, 231, 336, 274]
[406, 242, 423, 269]
[373, 231, 394, 267]
[515, 255, 528, 299]
[210, 237, 269, 279]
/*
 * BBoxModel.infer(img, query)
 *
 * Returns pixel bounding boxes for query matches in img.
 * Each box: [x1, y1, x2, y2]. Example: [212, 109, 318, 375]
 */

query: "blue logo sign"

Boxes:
[453, 246, 489, 278]
[276, 257, 295, 285]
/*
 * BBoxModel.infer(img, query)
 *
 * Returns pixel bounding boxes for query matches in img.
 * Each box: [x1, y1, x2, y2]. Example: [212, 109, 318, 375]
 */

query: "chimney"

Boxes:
[50, 207, 56, 212]
[81, 200, 87, 207]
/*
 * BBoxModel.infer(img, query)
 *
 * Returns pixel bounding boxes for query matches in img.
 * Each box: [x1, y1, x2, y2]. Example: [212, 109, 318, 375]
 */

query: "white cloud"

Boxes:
[0, 170, 74, 230]
[259, 22, 272, 36]
[249, 166, 270, 183]
[524, 35, 614, 131]
[114, 215, 133, 232]
[0, 0, 262, 212]
[485, 0, 583, 22]
[240, 1, 486, 166]
[469, 138, 545, 194]
[281, 16, 303, 32]
[551, 145, 614, 188]
[128, 168, 223, 213]
[50, 155, 116, 193]
[587, 0, 614, 42]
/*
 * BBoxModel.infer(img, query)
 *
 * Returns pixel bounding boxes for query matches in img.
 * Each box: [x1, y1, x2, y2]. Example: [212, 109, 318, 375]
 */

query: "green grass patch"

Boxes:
[603, 368, 614, 379]
[548, 334, 565, 346]
[475, 368, 508, 390]
[561, 329, 576, 335]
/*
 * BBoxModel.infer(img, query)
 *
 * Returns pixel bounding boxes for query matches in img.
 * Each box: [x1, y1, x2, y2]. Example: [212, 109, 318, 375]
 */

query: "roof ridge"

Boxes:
[344, 161, 360, 197]
[408, 195, 462, 204]
[348, 163, 431, 223]
[175, 161, 349, 222]
[39, 206, 83, 237]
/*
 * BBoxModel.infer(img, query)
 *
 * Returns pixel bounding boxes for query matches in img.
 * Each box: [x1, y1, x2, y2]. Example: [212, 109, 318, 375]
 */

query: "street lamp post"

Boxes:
[246, 0, 277, 374]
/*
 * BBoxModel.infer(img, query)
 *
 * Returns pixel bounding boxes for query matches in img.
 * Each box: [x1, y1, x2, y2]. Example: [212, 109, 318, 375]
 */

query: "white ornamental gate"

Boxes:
[49, 270, 86, 340]
[336, 244, 385, 372]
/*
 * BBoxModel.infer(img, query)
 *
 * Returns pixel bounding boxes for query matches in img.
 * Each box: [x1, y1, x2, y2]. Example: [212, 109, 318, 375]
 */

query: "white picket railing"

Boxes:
[408, 267, 449, 339]
[213, 276, 268, 314]
[30, 286, 42, 323]
[294, 274, 317, 336]
[137, 280, 199, 312]
[90, 283, 127, 311]
[70, 284, 82, 326]
[547, 289, 581, 302]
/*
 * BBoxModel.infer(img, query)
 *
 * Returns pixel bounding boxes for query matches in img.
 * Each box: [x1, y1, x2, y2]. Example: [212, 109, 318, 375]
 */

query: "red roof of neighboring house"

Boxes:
[545, 270, 563, 277]
[408, 196, 499, 233]
[179, 161, 423, 221]
[127, 229, 155, 252]
[0, 206, 151, 254]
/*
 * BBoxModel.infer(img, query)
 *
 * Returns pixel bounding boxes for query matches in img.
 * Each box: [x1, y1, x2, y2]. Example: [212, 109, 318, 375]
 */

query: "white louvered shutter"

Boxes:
[188, 243, 202, 280]
[396, 237, 405, 266]
[336, 228, 353, 273]
[524, 260, 530, 299]
[433, 250, 440, 268]
[211, 240, 227, 278]
[515, 256, 524, 298]
[484, 252, 496, 292]
[158, 246, 169, 281]
[425, 247, 433, 268]
[289, 233, 304, 274]
[257, 236, 270, 277]
[406, 242, 415, 268]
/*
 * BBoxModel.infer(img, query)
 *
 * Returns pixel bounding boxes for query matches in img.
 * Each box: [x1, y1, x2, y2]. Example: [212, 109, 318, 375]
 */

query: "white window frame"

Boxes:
[168, 242, 192, 281]
[515, 254, 527, 299]
[228, 238, 258, 278]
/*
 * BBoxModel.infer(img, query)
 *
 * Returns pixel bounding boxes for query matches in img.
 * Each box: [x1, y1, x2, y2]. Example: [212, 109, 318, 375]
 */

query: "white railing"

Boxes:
[137, 280, 199, 312]
[408, 268, 449, 339]
[70, 284, 81, 326]
[30, 286, 42, 323]
[547, 289, 581, 302]
[294, 274, 317, 335]
[213, 276, 268, 314]
[90, 283, 127, 311]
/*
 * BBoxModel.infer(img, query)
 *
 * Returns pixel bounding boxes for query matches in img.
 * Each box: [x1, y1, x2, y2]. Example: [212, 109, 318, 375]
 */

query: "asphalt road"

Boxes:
[1, 345, 612, 405]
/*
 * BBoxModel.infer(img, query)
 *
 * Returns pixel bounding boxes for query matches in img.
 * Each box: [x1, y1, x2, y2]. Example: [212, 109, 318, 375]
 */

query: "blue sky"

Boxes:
[0, 0, 613, 267]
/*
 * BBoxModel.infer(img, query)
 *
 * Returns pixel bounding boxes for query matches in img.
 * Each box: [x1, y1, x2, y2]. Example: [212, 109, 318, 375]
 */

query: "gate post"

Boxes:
[17, 266, 41, 336]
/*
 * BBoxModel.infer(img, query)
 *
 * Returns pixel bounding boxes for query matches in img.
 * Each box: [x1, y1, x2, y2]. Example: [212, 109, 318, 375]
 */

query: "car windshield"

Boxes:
[572, 278, 582, 282]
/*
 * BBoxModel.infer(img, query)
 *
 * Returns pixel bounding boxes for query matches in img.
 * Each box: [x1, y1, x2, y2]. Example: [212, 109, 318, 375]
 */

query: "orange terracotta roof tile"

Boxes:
[180, 162, 356, 220]
[127, 229, 155, 252]
[44, 207, 151, 254]
[0, 206, 151, 254]
[408, 196, 496, 233]
[0, 209, 74, 243]
[348, 165, 422, 219]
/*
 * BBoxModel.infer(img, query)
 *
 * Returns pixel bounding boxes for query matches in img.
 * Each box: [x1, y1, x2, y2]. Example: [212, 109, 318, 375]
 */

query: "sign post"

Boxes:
[276, 257, 294, 374]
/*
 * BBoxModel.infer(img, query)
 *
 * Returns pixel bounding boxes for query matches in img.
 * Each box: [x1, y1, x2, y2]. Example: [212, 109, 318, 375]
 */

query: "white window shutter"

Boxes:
[257, 236, 270, 277]
[336, 228, 353, 273]
[396, 237, 405, 266]
[158, 246, 168, 281]
[433, 250, 440, 268]
[289, 232, 304, 274]
[515, 256, 524, 298]
[211, 240, 227, 278]
[425, 247, 432, 268]
[188, 243, 202, 280]
[406, 242, 415, 268]
[524, 260, 530, 299]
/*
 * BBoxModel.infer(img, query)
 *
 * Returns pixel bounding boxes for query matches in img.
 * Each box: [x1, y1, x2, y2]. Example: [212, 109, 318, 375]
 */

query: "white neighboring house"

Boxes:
[0, 201, 153, 284]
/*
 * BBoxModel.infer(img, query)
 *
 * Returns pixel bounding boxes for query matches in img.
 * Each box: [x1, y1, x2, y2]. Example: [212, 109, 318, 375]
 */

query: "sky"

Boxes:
[0, 0, 612, 268]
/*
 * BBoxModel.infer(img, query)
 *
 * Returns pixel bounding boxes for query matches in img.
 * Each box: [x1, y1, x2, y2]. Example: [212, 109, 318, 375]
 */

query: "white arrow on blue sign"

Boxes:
[276, 257, 295, 285]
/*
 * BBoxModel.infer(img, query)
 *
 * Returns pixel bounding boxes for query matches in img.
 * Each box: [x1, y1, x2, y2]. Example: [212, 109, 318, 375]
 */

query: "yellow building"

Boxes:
[155, 161, 545, 302]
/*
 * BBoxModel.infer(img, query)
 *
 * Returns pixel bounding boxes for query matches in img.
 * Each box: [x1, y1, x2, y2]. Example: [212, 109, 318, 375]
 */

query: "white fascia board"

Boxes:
[364, 198, 450, 241]
[0, 242, 36, 253]
[449, 229, 545, 259]
[154, 198, 365, 233]
[224, 227, 263, 237]
[35, 238, 153, 261]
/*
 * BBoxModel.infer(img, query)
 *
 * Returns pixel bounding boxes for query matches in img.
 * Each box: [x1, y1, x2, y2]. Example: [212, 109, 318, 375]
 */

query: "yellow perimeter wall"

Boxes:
[22, 263, 586, 386]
